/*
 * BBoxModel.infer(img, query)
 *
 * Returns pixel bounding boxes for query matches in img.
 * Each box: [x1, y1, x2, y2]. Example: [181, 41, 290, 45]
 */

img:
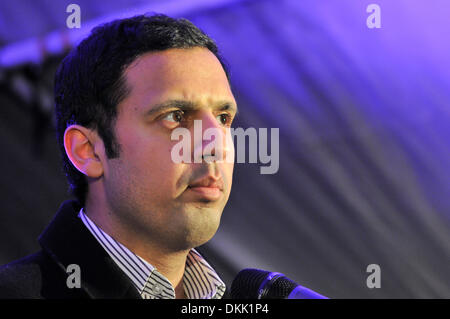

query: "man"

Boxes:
[0, 14, 237, 299]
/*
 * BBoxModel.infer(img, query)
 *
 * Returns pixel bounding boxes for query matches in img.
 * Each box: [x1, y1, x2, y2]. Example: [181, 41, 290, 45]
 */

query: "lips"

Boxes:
[187, 176, 224, 201]
[189, 177, 224, 190]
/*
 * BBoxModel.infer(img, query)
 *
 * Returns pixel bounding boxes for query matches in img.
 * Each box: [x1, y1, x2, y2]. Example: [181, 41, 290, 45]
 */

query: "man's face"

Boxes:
[101, 47, 236, 252]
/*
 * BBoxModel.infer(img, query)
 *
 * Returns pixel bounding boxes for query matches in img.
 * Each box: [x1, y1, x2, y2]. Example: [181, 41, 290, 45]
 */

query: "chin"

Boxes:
[182, 216, 222, 249]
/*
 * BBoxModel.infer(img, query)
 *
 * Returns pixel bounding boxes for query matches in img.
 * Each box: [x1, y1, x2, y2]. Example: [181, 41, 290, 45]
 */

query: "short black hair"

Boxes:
[54, 13, 229, 205]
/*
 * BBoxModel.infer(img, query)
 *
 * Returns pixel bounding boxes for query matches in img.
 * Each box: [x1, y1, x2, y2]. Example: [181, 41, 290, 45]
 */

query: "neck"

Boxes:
[137, 246, 189, 298]
[84, 197, 189, 299]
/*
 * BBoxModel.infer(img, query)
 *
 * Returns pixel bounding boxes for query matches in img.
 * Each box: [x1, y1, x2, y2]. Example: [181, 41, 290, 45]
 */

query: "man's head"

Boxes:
[55, 14, 236, 251]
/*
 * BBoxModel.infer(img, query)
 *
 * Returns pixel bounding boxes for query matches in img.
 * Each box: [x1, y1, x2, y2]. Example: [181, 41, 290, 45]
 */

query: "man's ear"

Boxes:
[64, 125, 104, 178]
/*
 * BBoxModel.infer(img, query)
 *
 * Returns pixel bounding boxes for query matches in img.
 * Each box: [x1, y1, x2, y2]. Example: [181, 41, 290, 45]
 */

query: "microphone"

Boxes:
[230, 268, 328, 299]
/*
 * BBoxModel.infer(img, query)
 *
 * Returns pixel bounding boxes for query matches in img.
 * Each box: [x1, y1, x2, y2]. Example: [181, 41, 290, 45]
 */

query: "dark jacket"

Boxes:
[0, 200, 227, 299]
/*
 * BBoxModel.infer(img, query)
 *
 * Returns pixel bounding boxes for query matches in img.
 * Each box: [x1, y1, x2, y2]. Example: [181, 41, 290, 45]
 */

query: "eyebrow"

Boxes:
[143, 99, 238, 118]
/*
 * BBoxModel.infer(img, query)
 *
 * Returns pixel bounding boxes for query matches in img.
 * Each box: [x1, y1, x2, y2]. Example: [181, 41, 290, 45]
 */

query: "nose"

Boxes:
[192, 112, 234, 163]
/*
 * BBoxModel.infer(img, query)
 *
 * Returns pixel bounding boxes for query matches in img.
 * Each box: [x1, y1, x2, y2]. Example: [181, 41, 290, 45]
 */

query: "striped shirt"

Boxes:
[78, 208, 226, 299]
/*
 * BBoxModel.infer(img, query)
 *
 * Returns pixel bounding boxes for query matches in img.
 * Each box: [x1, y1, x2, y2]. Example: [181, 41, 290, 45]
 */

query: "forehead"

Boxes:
[121, 47, 234, 110]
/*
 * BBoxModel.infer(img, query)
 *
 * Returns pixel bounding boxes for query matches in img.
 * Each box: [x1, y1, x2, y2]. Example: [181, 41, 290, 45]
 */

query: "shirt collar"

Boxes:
[78, 208, 226, 299]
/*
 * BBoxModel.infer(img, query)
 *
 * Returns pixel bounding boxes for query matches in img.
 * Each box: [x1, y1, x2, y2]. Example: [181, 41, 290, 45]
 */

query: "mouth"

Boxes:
[186, 176, 224, 201]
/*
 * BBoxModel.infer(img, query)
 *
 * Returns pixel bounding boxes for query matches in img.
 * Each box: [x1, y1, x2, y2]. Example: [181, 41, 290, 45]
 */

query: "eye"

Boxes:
[217, 113, 233, 127]
[163, 110, 185, 123]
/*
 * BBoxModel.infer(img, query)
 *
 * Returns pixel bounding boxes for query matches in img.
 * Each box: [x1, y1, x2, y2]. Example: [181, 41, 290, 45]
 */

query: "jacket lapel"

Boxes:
[38, 200, 140, 299]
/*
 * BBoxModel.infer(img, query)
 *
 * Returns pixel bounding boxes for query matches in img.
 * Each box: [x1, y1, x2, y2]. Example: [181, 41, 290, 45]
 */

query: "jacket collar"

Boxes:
[38, 200, 140, 299]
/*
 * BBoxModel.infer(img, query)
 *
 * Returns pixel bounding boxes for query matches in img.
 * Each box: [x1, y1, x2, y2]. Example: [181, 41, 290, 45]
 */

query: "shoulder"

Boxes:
[0, 251, 59, 298]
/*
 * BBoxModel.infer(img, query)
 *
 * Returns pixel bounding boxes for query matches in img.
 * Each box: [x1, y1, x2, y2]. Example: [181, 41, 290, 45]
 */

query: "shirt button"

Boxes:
[152, 284, 162, 295]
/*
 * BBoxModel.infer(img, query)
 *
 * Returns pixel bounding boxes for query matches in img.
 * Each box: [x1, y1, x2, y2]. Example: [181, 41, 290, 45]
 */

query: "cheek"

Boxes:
[222, 162, 234, 193]
[122, 137, 186, 194]
[120, 130, 170, 169]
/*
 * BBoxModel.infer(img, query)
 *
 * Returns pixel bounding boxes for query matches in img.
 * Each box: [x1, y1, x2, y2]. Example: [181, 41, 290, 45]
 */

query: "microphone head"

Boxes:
[231, 268, 298, 299]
